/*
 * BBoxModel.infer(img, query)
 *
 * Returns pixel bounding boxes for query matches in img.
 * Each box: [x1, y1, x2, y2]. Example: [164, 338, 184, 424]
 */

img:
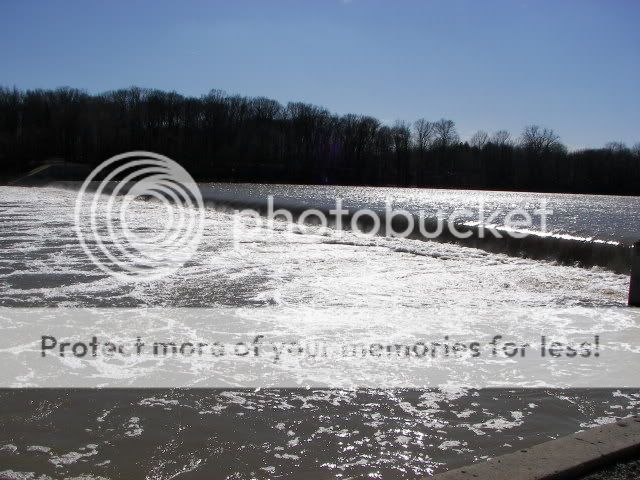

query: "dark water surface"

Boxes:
[1, 389, 639, 479]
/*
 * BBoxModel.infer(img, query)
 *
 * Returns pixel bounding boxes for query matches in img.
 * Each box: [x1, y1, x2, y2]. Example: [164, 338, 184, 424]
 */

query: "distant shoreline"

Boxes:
[1, 86, 639, 196]
[3, 160, 640, 198]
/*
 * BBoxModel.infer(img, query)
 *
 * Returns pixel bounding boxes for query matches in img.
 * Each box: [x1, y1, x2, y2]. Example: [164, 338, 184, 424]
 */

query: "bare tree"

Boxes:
[391, 120, 411, 152]
[604, 141, 629, 153]
[250, 97, 282, 121]
[632, 142, 640, 158]
[433, 118, 459, 148]
[469, 130, 489, 149]
[520, 125, 564, 154]
[413, 118, 435, 151]
[491, 130, 512, 147]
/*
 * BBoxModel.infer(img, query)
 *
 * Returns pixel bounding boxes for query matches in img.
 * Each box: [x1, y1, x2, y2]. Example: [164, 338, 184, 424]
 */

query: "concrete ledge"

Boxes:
[431, 416, 640, 480]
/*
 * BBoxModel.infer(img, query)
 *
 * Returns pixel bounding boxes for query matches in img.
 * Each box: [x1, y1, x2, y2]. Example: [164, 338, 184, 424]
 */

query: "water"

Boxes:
[0, 185, 638, 479]
[200, 183, 640, 243]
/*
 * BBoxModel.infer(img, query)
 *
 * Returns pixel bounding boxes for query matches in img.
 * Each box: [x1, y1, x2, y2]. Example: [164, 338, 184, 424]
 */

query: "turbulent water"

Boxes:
[0, 185, 639, 479]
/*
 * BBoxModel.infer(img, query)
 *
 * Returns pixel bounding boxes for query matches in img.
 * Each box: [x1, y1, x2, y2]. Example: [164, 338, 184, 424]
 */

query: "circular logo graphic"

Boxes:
[74, 151, 205, 282]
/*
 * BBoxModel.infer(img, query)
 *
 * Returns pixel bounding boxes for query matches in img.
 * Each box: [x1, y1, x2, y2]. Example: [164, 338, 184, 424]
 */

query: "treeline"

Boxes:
[1, 86, 639, 194]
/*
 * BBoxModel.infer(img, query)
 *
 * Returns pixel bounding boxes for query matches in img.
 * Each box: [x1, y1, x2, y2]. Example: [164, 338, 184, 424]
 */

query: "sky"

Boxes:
[3, 0, 639, 149]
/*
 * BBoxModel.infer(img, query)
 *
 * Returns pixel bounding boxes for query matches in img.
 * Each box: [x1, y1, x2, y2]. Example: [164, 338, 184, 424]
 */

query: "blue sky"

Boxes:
[3, 0, 639, 149]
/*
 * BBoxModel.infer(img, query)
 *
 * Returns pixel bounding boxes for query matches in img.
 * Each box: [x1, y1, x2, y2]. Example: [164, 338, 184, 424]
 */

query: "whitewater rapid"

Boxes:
[0, 186, 630, 308]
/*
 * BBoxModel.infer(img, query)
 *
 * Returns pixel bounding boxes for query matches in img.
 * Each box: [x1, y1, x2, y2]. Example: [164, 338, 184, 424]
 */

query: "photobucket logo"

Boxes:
[233, 197, 553, 245]
[74, 152, 205, 282]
